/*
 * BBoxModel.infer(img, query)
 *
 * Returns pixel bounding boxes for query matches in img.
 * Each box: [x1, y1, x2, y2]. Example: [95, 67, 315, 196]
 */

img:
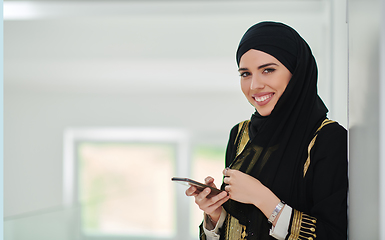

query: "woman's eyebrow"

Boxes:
[238, 63, 279, 72]
[238, 67, 248, 72]
[258, 63, 278, 69]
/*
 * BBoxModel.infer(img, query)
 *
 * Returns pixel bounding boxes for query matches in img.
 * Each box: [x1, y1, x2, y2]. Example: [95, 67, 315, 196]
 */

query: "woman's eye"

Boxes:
[263, 68, 276, 74]
[240, 72, 250, 77]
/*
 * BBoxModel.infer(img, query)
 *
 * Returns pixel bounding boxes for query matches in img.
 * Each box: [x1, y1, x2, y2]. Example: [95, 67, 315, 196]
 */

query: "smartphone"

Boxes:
[171, 177, 225, 198]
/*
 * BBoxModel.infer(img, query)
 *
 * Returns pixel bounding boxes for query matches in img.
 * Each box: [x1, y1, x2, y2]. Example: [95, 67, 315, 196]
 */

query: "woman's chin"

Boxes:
[254, 107, 273, 117]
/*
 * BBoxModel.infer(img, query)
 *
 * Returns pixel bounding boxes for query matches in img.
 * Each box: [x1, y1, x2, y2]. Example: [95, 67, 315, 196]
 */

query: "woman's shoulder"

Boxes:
[312, 120, 347, 157]
[233, 119, 250, 128]
[316, 120, 347, 139]
[228, 120, 250, 140]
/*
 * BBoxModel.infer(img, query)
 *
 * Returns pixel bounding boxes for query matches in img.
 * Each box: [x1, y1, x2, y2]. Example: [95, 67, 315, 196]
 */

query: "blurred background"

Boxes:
[3, 0, 385, 239]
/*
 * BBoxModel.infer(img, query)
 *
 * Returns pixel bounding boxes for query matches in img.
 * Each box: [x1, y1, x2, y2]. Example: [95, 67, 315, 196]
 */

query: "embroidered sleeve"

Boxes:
[199, 209, 227, 240]
[287, 209, 317, 240]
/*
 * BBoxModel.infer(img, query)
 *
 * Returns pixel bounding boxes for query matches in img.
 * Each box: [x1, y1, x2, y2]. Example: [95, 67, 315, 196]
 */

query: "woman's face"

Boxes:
[239, 49, 292, 116]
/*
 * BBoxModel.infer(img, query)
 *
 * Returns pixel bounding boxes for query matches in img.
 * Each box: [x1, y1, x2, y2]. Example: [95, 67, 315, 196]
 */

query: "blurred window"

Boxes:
[64, 128, 225, 240]
[77, 142, 177, 237]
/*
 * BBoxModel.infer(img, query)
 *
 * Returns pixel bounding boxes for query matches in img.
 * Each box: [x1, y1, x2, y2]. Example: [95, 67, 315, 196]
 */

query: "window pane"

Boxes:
[190, 146, 225, 238]
[77, 142, 176, 237]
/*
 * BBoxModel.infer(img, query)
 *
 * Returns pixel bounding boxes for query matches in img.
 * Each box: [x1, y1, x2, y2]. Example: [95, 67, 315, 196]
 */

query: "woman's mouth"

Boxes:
[253, 93, 274, 106]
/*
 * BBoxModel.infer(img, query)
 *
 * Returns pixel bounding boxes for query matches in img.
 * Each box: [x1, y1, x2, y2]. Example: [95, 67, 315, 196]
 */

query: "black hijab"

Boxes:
[221, 21, 328, 239]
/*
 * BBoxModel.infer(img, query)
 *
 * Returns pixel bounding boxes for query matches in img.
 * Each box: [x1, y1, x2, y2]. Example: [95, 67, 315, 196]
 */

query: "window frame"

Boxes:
[63, 128, 192, 240]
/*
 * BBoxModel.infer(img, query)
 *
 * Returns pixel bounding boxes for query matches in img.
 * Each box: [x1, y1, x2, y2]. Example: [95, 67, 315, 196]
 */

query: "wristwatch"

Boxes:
[268, 201, 285, 224]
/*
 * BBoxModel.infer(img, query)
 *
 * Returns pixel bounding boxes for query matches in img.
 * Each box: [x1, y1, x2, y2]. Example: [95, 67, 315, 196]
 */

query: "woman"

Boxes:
[186, 21, 348, 240]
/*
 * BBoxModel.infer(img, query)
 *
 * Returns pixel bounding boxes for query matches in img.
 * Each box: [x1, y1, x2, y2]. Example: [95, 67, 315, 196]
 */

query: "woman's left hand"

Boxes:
[222, 168, 280, 219]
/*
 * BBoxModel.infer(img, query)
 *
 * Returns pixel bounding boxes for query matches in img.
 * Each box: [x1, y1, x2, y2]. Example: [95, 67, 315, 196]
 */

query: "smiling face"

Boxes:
[239, 49, 293, 116]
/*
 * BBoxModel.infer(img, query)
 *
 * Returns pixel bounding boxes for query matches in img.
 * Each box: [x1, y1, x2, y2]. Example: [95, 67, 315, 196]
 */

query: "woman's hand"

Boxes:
[185, 176, 230, 224]
[223, 168, 280, 221]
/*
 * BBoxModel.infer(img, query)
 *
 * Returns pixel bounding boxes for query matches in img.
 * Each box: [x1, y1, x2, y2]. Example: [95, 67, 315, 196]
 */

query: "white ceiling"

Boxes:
[4, 0, 330, 94]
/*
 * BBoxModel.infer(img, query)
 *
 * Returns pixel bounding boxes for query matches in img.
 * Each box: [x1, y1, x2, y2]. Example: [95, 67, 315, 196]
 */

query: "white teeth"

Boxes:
[255, 94, 273, 102]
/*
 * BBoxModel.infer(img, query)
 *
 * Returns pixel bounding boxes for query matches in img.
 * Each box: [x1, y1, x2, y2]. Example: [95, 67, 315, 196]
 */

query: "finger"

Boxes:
[196, 187, 211, 202]
[199, 191, 228, 213]
[204, 176, 214, 184]
[211, 194, 230, 207]
[205, 177, 218, 188]
[223, 167, 232, 177]
[205, 195, 230, 214]
[185, 186, 197, 196]
[224, 185, 231, 192]
[195, 189, 216, 211]
[206, 192, 229, 210]
[207, 190, 228, 201]
[216, 190, 230, 200]
[223, 177, 230, 184]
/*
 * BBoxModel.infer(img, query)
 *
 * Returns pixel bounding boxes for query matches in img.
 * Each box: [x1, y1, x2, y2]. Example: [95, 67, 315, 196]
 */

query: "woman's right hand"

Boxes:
[185, 176, 230, 224]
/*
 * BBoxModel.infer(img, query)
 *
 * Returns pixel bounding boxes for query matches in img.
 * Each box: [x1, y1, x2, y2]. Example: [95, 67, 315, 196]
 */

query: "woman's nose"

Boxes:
[250, 76, 264, 90]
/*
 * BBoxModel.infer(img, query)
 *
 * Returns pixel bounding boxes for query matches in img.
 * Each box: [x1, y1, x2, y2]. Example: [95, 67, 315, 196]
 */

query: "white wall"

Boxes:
[4, 1, 349, 238]
[348, 0, 383, 239]
[381, 1, 385, 238]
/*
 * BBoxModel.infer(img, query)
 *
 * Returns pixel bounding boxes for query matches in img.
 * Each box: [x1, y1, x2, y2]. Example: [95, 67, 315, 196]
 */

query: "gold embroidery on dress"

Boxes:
[236, 120, 250, 157]
[288, 210, 317, 240]
[288, 210, 302, 240]
[233, 120, 271, 174]
[253, 144, 279, 176]
[241, 225, 248, 240]
[245, 145, 264, 174]
[303, 136, 317, 177]
[225, 214, 248, 240]
[229, 120, 256, 171]
[303, 119, 335, 177]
